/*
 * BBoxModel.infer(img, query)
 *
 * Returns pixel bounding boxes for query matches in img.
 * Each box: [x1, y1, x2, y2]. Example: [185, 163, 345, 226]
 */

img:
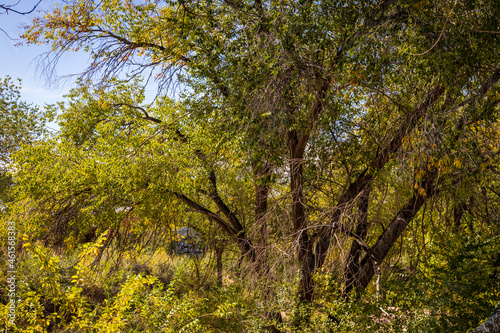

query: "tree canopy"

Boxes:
[1, 0, 500, 331]
[0, 77, 52, 205]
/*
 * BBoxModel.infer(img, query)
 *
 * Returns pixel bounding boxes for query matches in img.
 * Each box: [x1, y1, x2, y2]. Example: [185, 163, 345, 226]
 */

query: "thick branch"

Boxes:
[222, 0, 250, 13]
[171, 191, 237, 236]
[344, 184, 372, 294]
[208, 171, 245, 233]
[332, 223, 377, 262]
[478, 67, 500, 97]
[173, 129, 246, 236]
[335, 84, 444, 212]
[357, 183, 435, 290]
[173, 129, 251, 255]
[455, 66, 500, 130]
[112, 103, 162, 123]
[358, 165, 495, 291]
[293, 72, 331, 158]
[308, 84, 445, 281]
[91, 27, 167, 52]
[351, 66, 500, 289]
[472, 304, 500, 333]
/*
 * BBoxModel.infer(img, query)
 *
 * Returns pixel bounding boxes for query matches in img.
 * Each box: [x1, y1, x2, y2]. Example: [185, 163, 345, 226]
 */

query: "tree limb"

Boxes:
[112, 103, 162, 123]
[472, 304, 500, 333]
[319, 83, 445, 243]
[171, 191, 237, 236]
[0, 0, 41, 15]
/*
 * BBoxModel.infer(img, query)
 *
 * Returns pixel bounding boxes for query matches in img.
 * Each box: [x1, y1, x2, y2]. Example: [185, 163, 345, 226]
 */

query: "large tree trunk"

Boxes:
[289, 129, 315, 304]
[287, 72, 330, 308]
[472, 304, 500, 333]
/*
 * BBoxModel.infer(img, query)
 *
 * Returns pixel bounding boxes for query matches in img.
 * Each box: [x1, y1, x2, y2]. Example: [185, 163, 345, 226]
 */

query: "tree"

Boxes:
[0, 76, 51, 205]
[17, 0, 500, 328]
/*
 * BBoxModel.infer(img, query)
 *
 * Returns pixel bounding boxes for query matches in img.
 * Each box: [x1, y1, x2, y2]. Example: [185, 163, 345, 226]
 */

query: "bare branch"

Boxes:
[0, 0, 41, 15]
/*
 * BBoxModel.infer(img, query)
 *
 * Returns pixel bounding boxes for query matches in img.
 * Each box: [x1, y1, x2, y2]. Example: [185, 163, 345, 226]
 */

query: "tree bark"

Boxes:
[289, 129, 315, 304]
[357, 178, 436, 290]
[343, 183, 371, 295]
[309, 84, 445, 292]
[284, 73, 330, 309]
[472, 304, 500, 333]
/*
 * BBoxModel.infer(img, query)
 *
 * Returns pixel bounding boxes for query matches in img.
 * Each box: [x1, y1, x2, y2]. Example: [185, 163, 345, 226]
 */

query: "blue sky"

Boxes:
[0, 0, 161, 113]
[0, 0, 90, 107]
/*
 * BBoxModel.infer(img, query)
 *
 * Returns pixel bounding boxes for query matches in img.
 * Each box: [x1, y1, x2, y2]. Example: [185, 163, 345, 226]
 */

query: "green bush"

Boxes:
[384, 233, 500, 332]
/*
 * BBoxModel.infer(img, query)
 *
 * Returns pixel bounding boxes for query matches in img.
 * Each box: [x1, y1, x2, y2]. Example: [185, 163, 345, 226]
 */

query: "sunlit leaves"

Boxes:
[7, 1, 500, 330]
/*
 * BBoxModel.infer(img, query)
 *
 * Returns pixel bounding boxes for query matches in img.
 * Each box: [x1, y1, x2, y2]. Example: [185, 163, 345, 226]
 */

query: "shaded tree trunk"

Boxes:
[472, 304, 500, 333]
[343, 183, 371, 296]
[357, 178, 436, 290]
[289, 129, 314, 304]
[311, 84, 446, 294]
